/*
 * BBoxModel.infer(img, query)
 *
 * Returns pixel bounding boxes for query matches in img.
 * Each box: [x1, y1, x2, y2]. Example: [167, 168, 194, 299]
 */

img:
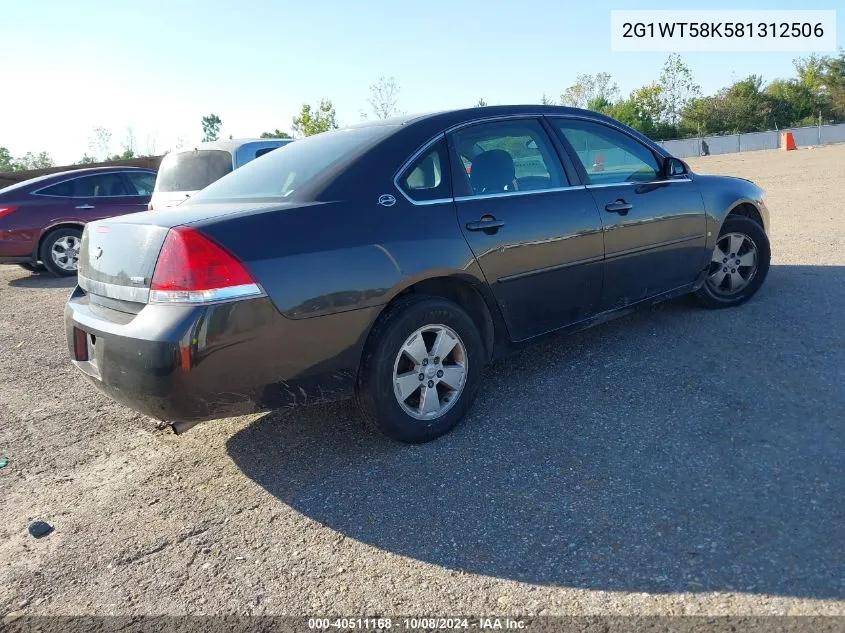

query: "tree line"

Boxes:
[3, 55, 843, 173]
[555, 51, 845, 140]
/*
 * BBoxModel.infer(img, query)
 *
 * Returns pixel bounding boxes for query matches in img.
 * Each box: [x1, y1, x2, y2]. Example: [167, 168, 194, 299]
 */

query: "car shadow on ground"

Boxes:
[226, 265, 845, 598]
[7, 270, 76, 289]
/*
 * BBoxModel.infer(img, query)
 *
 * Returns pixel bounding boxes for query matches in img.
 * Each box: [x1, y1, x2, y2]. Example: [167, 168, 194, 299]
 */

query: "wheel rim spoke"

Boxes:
[709, 268, 728, 288]
[711, 243, 728, 263]
[439, 365, 465, 390]
[729, 234, 745, 256]
[431, 329, 459, 361]
[402, 334, 428, 365]
[395, 371, 422, 402]
[418, 385, 440, 415]
[737, 251, 756, 267]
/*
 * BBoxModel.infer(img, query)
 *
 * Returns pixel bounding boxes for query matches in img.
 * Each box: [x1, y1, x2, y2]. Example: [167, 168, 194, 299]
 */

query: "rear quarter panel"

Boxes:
[0, 193, 75, 258]
[195, 198, 483, 320]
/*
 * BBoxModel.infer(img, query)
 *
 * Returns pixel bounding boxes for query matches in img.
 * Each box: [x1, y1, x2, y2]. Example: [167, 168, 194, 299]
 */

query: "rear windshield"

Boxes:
[191, 127, 391, 202]
[156, 150, 233, 192]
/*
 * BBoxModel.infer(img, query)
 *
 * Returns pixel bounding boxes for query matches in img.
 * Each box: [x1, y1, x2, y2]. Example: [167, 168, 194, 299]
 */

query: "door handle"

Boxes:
[466, 215, 505, 232]
[605, 200, 632, 215]
[75, 204, 95, 210]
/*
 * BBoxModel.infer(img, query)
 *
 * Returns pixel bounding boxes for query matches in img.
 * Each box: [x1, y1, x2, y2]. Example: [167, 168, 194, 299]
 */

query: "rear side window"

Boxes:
[552, 118, 660, 184]
[71, 174, 130, 197]
[156, 150, 233, 192]
[37, 181, 73, 197]
[397, 137, 451, 203]
[255, 147, 277, 159]
[125, 171, 156, 196]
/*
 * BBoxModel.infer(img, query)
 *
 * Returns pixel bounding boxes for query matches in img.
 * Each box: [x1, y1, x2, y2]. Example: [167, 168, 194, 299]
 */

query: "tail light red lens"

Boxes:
[149, 227, 262, 304]
[147, 202, 154, 211]
[0, 206, 17, 218]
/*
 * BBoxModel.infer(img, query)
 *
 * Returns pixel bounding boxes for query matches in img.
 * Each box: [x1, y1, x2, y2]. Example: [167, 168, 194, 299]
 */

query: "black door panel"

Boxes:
[456, 188, 604, 340]
[587, 180, 707, 309]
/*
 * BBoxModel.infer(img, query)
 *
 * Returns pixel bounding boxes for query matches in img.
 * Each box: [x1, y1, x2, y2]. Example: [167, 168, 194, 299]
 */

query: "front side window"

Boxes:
[125, 171, 156, 196]
[71, 174, 129, 197]
[450, 119, 567, 197]
[397, 137, 450, 202]
[552, 119, 660, 184]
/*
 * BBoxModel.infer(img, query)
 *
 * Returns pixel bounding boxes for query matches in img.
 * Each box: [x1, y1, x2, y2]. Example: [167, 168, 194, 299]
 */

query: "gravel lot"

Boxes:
[1, 145, 843, 617]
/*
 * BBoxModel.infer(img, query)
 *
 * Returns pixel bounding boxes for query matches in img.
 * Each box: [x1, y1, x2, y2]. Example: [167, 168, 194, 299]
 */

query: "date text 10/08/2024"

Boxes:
[308, 618, 527, 630]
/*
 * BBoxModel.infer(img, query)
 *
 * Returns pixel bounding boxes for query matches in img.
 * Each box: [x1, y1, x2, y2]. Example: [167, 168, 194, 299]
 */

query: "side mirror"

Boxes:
[666, 157, 688, 178]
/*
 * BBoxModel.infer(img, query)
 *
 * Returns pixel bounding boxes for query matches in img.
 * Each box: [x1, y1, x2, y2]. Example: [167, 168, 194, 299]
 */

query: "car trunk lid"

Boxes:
[77, 201, 293, 310]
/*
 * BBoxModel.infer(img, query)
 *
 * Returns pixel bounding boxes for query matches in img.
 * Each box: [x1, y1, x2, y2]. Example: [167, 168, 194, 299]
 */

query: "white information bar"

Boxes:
[610, 10, 837, 52]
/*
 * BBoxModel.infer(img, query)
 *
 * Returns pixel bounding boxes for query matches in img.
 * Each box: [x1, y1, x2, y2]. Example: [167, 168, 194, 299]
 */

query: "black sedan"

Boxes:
[66, 105, 770, 443]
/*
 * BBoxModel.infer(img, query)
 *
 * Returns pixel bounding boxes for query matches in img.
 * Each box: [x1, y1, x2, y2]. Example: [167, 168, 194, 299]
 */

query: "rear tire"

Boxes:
[695, 214, 770, 309]
[356, 295, 485, 443]
[40, 227, 83, 277]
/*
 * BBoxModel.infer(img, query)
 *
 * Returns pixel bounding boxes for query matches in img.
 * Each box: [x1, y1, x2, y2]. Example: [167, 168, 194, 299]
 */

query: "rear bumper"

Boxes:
[65, 287, 379, 424]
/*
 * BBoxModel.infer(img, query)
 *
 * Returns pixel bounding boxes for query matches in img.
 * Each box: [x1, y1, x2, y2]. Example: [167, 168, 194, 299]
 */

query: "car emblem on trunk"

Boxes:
[378, 194, 396, 207]
[92, 247, 103, 259]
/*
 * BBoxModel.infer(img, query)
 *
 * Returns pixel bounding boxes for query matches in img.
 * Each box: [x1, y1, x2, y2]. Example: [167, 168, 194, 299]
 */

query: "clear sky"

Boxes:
[1, 0, 841, 164]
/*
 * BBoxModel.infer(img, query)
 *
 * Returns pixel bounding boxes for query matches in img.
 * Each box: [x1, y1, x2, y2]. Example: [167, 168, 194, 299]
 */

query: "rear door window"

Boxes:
[71, 174, 130, 197]
[125, 171, 156, 196]
[156, 150, 233, 192]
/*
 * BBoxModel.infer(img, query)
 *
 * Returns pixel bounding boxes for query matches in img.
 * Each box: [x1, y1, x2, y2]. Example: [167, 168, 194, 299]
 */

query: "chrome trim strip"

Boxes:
[78, 274, 151, 303]
[149, 283, 265, 305]
[605, 234, 703, 261]
[498, 254, 604, 283]
[585, 178, 692, 189]
[455, 185, 586, 202]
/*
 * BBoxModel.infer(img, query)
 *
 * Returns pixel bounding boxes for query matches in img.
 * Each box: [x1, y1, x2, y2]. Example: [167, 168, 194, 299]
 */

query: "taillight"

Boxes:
[147, 202, 153, 211]
[0, 206, 17, 218]
[149, 227, 262, 304]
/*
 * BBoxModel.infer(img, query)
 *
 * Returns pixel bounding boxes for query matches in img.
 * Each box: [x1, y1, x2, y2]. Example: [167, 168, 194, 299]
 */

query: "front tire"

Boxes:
[356, 295, 485, 443]
[695, 214, 770, 309]
[40, 227, 82, 277]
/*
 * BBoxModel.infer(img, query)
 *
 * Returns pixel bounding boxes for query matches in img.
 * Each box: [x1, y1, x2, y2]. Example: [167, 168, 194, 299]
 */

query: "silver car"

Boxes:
[149, 138, 293, 210]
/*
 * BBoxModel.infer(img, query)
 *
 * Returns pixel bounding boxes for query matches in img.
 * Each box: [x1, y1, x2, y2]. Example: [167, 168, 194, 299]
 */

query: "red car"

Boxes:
[0, 167, 156, 276]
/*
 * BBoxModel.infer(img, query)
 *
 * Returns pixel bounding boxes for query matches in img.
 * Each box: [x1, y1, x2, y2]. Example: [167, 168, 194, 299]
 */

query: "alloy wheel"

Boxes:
[393, 324, 468, 421]
[51, 235, 81, 271]
[706, 232, 758, 295]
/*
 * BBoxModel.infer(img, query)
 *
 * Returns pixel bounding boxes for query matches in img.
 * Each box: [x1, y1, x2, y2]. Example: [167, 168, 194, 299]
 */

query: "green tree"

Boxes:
[77, 154, 98, 165]
[659, 53, 700, 130]
[292, 99, 338, 137]
[260, 129, 292, 139]
[89, 126, 112, 162]
[766, 79, 818, 127]
[108, 149, 136, 161]
[201, 113, 223, 142]
[540, 93, 554, 106]
[561, 72, 619, 109]
[475, 98, 488, 107]
[0, 146, 14, 172]
[15, 151, 55, 170]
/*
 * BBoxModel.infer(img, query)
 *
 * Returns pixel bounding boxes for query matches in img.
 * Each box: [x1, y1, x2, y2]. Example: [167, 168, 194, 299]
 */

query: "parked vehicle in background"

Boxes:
[66, 105, 770, 443]
[149, 138, 293, 210]
[0, 167, 156, 276]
